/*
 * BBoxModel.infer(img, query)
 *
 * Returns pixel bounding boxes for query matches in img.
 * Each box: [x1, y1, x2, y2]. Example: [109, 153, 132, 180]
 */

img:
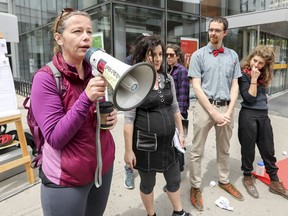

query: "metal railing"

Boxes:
[14, 79, 32, 97]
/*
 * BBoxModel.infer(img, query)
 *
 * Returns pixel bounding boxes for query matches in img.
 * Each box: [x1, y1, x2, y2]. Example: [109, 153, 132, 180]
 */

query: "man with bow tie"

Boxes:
[187, 16, 243, 211]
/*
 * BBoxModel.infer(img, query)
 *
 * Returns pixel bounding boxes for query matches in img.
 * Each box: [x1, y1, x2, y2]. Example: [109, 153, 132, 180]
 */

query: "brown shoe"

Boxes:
[218, 182, 244, 201]
[269, 181, 288, 199]
[190, 187, 203, 211]
[242, 176, 259, 198]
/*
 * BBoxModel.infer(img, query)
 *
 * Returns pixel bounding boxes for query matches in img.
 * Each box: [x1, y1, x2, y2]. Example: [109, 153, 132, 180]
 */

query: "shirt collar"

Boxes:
[208, 42, 225, 55]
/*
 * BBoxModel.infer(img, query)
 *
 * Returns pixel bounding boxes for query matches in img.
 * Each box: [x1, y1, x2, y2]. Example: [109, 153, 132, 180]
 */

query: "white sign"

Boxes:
[0, 54, 20, 118]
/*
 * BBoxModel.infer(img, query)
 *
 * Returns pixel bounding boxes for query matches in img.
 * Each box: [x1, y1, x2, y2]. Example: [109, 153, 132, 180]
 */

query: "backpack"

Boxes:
[23, 61, 62, 168]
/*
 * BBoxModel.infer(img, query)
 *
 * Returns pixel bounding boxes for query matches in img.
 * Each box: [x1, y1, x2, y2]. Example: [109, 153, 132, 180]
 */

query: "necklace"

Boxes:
[158, 74, 165, 89]
[158, 74, 164, 102]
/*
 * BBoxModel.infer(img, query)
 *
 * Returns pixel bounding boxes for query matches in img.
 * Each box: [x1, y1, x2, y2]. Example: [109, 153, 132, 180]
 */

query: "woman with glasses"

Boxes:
[124, 35, 191, 216]
[166, 44, 190, 120]
[30, 9, 117, 216]
[166, 44, 190, 173]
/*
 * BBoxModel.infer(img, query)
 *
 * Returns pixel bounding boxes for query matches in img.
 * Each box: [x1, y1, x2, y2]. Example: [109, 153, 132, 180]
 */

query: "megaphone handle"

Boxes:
[94, 100, 103, 187]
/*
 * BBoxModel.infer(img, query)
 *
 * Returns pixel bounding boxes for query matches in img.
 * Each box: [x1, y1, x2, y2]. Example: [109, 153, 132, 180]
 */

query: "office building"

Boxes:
[1, 0, 288, 95]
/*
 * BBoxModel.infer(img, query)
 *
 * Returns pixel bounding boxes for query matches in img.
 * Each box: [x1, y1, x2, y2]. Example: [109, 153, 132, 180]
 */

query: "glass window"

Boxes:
[167, 12, 201, 67]
[168, 0, 200, 14]
[201, 0, 224, 17]
[201, 0, 278, 17]
[117, 0, 165, 8]
[78, 0, 106, 10]
[87, 5, 112, 54]
[167, 12, 200, 43]
[113, 4, 165, 62]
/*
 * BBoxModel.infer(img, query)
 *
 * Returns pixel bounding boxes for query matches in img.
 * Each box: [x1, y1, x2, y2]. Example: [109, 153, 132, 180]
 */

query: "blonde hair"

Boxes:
[52, 10, 91, 54]
[241, 45, 275, 87]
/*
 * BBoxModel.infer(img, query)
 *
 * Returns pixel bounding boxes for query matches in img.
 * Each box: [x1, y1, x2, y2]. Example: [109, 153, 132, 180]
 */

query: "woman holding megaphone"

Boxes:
[124, 35, 191, 216]
[30, 9, 117, 216]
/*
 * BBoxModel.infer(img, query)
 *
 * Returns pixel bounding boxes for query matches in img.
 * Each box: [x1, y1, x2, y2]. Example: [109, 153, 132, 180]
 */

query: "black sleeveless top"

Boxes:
[133, 73, 180, 172]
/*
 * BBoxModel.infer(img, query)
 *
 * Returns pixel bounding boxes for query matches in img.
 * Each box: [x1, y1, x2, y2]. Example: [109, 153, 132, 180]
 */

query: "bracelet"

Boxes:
[251, 83, 257, 85]
[178, 134, 185, 138]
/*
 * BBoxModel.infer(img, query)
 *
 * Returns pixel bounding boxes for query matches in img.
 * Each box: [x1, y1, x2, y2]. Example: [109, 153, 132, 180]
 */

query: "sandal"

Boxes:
[0, 134, 14, 147]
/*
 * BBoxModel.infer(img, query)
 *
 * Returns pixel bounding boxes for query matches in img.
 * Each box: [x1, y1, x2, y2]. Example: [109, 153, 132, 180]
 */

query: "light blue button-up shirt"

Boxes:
[188, 42, 242, 101]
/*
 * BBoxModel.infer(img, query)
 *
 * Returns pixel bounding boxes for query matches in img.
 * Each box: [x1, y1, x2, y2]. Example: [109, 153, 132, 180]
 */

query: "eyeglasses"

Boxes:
[208, 28, 224, 34]
[55, 8, 75, 33]
[166, 53, 176, 58]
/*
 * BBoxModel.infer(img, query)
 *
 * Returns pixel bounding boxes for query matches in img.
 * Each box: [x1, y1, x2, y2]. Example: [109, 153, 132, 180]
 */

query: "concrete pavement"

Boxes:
[1, 93, 288, 216]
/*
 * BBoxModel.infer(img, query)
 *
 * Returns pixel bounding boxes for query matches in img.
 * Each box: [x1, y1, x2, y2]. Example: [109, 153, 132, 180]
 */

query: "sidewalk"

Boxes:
[0, 94, 288, 216]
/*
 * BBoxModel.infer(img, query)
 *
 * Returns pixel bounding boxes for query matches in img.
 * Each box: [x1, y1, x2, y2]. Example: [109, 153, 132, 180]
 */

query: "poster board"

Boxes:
[92, 32, 104, 49]
[0, 37, 20, 118]
[180, 37, 199, 68]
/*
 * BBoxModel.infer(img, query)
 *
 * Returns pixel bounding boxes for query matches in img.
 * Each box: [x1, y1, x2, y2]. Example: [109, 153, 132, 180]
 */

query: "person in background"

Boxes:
[125, 33, 150, 65]
[30, 9, 117, 216]
[238, 45, 288, 199]
[166, 43, 190, 172]
[124, 32, 150, 190]
[124, 35, 191, 216]
[188, 16, 244, 211]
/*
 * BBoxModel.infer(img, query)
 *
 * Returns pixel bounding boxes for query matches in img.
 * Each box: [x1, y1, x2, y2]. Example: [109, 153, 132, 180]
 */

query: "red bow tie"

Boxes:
[212, 47, 224, 57]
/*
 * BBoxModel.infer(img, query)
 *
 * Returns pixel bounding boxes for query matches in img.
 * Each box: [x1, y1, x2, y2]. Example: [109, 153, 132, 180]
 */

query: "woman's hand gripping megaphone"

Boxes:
[85, 75, 107, 102]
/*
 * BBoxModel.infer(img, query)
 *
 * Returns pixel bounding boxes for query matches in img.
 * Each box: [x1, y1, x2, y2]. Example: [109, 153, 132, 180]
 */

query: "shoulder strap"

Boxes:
[46, 61, 62, 94]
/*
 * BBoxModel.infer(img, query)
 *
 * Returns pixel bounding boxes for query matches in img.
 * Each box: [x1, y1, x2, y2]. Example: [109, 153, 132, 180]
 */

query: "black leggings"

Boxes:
[138, 161, 181, 194]
[238, 108, 278, 180]
[41, 166, 113, 216]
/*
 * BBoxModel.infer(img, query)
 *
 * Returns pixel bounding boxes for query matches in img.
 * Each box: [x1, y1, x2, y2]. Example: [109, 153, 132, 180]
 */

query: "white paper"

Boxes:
[173, 128, 185, 153]
[215, 196, 234, 211]
[0, 39, 8, 55]
[0, 54, 19, 117]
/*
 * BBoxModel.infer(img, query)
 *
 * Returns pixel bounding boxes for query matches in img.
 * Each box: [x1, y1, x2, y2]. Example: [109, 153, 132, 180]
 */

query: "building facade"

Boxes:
[3, 0, 288, 96]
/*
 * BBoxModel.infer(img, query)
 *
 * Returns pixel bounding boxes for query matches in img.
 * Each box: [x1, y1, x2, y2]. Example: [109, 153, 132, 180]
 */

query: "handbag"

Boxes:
[136, 130, 157, 152]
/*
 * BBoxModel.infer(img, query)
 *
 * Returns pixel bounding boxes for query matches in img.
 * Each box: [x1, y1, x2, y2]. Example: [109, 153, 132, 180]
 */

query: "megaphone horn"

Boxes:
[85, 48, 156, 111]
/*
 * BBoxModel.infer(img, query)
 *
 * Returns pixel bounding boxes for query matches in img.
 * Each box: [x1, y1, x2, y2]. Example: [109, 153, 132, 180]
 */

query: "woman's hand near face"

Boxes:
[85, 76, 107, 102]
[251, 66, 261, 80]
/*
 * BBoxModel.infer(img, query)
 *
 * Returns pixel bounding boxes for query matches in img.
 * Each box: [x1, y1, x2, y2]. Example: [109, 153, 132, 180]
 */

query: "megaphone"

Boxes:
[85, 48, 156, 111]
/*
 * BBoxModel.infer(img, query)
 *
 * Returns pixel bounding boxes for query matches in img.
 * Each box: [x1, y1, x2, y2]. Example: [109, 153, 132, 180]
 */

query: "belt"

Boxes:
[209, 99, 230, 106]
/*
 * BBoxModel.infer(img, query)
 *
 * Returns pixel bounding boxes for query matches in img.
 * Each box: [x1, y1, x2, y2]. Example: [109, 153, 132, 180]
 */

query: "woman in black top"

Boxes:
[238, 45, 288, 199]
[124, 35, 191, 216]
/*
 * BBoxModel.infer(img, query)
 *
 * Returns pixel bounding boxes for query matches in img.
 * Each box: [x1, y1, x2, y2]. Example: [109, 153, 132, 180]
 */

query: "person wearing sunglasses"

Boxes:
[124, 35, 191, 216]
[166, 44, 190, 173]
[30, 8, 117, 216]
[188, 16, 243, 211]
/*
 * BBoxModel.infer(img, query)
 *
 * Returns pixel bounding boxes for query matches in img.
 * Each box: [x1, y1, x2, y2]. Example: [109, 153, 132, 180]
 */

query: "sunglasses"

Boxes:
[166, 53, 176, 58]
[55, 8, 75, 33]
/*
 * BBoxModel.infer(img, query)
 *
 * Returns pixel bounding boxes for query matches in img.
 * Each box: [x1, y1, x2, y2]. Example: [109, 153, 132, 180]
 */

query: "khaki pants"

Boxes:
[190, 101, 233, 188]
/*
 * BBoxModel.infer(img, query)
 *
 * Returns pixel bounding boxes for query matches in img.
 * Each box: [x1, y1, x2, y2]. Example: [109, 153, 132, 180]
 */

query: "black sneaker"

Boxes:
[171, 211, 192, 216]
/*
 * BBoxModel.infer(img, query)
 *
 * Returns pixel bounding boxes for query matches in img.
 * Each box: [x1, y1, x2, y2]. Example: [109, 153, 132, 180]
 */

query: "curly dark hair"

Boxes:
[132, 35, 165, 73]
